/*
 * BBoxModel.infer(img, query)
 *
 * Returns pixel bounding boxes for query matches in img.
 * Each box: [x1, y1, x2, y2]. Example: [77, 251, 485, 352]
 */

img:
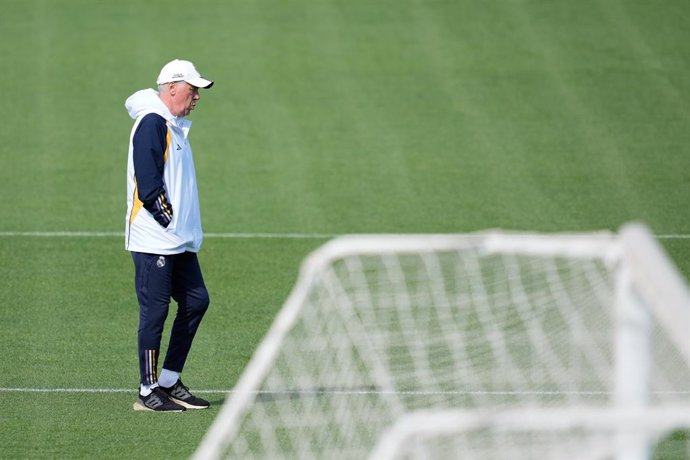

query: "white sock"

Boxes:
[158, 369, 180, 388]
[140, 383, 158, 396]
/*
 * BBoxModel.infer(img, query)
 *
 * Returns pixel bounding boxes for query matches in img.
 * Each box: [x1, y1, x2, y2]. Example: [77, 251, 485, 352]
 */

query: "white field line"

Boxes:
[0, 231, 689, 239]
[0, 231, 335, 239]
[1, 387, 688, 396]
[0, 387, 228, 394]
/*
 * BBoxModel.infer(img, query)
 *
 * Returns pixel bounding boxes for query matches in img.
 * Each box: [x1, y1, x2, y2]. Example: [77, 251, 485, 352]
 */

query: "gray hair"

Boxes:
[158, 81, 185, 93]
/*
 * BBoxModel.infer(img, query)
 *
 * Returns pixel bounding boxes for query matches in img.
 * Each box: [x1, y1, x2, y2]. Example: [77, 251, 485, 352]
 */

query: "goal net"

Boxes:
[195, 223, 690, 460]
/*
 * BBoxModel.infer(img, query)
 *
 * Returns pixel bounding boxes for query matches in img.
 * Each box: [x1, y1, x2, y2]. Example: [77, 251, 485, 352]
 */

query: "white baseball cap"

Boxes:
[156, 59, 214, 89]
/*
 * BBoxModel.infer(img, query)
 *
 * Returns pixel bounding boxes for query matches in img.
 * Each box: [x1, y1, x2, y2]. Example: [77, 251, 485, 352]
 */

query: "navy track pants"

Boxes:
[131, 251, 210, 385]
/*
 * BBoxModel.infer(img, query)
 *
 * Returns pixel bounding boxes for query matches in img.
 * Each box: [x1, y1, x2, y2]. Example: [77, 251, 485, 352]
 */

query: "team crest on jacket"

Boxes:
[157, 256, 166, 268]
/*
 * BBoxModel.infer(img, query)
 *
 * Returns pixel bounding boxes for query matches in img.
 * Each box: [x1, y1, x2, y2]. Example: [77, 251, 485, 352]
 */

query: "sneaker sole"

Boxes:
[132, 400, 185, 412]
[168, 397, 209, 410]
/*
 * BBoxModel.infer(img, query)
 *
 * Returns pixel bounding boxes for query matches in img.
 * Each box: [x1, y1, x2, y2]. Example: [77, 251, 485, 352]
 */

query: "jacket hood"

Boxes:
[125, 89, 174, 121]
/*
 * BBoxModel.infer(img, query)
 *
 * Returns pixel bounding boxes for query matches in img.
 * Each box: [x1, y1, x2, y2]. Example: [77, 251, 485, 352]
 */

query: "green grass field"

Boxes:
[1, 0, 689, 458]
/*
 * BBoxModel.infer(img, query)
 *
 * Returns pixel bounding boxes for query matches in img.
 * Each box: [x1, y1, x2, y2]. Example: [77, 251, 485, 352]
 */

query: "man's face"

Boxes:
[169, 82, 200, 117]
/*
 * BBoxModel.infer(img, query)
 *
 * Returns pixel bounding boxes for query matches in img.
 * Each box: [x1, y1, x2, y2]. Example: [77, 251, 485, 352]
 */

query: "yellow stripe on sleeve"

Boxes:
[129, 179, 144, 224]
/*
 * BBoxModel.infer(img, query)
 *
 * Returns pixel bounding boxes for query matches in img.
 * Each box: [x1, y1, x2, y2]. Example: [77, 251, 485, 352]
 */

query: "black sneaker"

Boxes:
[133, 387, 186, 412]
[159, 379, 210, 410]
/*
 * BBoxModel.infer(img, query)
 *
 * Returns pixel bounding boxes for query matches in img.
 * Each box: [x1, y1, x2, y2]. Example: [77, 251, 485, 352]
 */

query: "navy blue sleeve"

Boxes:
[132, 113, 173, 228]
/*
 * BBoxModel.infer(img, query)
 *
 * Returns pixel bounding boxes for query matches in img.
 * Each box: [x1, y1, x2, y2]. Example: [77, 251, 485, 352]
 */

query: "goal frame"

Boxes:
[367, 405, 690, 460]
[194, 223, 690, 460]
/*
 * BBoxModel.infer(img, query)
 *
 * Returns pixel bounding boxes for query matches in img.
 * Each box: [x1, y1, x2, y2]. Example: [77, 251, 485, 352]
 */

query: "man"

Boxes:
[124, 59, 213, 412]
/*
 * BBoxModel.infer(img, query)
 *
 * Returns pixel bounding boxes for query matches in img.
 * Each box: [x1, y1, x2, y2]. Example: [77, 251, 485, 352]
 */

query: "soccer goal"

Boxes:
[195, 223, 690, 460]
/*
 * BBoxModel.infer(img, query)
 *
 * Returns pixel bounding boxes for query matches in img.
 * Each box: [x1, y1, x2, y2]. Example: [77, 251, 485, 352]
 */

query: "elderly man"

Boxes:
[124, 59, 214, 412]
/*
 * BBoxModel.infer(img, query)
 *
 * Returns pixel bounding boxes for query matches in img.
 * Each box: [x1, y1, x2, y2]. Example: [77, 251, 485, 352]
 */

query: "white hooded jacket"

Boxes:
[124, 89, 203, 254]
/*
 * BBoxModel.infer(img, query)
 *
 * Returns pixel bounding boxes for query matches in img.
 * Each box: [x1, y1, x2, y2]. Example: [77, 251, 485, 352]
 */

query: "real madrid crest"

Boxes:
[157, 256, 166, 268]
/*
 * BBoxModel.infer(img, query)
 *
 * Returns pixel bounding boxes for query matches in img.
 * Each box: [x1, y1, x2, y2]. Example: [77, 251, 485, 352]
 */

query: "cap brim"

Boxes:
[185, 77, 214, 89]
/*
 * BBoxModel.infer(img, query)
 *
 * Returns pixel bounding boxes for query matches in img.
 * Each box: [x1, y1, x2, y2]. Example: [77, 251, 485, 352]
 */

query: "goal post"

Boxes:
[194, 223, 690, 460]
